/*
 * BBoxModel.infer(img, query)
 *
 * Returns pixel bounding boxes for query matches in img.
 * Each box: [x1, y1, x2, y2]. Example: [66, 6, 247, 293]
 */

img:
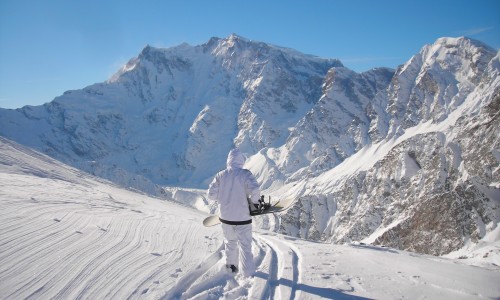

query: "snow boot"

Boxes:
[226, 264, 238, 274]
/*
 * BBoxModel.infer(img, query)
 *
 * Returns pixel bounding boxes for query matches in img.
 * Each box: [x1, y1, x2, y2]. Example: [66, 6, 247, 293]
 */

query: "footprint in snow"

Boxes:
[170, 268, 183, 278]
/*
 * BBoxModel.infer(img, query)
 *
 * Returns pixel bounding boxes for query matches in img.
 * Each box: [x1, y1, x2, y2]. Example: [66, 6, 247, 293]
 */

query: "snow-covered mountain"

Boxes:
[260, 37, 500, 257]
[0, 34, 498, 258]
[0, 34, 340, 190]
[1, 137, 499, 299]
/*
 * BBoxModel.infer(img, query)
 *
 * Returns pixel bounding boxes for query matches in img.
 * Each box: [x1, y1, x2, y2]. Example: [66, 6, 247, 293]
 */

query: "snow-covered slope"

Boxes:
[1, 137, 499, 299]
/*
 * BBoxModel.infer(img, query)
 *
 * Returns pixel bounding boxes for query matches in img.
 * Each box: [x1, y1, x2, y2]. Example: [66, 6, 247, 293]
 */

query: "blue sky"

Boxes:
[1, 0, 499, 109]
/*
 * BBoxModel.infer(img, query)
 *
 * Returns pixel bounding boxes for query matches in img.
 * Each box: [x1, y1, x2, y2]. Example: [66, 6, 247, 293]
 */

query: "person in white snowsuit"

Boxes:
[207, 148, 260, 277]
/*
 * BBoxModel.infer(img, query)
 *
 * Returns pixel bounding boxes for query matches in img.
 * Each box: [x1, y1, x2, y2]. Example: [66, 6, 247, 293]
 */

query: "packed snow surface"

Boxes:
[1, 137, 499, 299]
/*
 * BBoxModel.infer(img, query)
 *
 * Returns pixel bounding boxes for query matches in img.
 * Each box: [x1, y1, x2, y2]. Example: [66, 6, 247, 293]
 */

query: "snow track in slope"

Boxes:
[251, 234, 302, 300]
[159, 231, 307, 300]
[2, 138, 499, 299]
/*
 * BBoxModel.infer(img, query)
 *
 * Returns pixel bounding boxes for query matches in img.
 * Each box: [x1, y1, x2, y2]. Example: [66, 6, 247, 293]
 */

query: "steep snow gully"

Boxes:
[1, 138, 499, 299]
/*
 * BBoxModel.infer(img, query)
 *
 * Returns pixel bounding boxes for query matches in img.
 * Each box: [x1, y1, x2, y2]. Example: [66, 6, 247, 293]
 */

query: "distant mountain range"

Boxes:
[1, 34, 498, 257]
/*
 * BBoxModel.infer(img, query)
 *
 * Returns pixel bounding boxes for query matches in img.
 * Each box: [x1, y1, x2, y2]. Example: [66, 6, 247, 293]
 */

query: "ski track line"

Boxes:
[176, 234, 279, 300]
[168, 232, 304, 300]
[249, 236, 277, 300]
[3, 189, 294, 300]
[255, 234, 302, 300]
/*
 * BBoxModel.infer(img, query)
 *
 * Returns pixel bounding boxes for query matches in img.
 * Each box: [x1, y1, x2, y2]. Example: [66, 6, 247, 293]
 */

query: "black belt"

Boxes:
[219, 218, 252, 225]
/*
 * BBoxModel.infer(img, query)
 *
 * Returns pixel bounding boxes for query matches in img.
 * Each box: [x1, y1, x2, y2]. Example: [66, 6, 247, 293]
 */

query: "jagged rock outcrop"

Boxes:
[275, 38, 499, 256]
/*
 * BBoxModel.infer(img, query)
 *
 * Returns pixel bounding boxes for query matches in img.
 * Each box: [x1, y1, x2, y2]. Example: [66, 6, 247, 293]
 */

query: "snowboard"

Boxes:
[203, 197, 296, 227]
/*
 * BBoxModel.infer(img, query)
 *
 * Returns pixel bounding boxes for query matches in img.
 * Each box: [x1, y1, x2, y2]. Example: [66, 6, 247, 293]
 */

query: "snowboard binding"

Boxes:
[250, 195, 271, 215]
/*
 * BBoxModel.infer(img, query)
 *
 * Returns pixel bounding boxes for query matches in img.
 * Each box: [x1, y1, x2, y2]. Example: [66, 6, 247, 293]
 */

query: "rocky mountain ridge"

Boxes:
[267, 37, 499, 257]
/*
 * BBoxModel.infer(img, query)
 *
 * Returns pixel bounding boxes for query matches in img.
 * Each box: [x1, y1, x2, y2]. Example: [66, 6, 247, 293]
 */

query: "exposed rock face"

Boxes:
[276, 38, 499, 256]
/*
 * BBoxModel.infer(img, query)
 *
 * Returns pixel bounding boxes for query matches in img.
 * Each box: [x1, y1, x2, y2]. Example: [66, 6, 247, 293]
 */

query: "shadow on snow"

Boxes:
[254, 271, 373, 300]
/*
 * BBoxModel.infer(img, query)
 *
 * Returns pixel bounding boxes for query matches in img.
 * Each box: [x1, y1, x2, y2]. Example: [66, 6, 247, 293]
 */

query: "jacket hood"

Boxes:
[226, 148, 246, 169]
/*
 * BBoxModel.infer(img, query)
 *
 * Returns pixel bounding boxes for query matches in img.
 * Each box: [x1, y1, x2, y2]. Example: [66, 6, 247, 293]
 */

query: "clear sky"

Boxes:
[1, 0, 499, 109]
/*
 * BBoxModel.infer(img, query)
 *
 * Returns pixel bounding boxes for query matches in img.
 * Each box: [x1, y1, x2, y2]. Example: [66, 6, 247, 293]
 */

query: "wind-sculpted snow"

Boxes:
[2, 137, 499, 299]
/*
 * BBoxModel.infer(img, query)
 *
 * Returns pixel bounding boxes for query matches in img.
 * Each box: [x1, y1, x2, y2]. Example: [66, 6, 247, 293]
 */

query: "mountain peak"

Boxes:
[138, 44, 155, 57]
[397, 36, 497, 77]
[213, 33, 253, 53]
[423, 36, 497, 65]
[434, 36, 496, 52]
[227, 33, 249, 42]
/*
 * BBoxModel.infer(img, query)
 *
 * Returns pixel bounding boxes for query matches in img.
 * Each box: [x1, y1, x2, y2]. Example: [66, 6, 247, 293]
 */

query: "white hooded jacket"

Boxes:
[207, 149, 260, 223]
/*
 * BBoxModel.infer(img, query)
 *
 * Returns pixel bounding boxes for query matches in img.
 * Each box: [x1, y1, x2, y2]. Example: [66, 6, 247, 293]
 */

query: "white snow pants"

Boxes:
[221, 223, 255, 277]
